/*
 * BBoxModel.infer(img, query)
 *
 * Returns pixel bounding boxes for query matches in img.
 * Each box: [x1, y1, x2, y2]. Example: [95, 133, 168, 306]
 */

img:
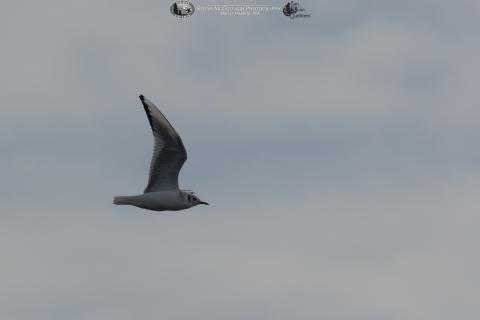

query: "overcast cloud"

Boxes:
[1, 0, 480, 319]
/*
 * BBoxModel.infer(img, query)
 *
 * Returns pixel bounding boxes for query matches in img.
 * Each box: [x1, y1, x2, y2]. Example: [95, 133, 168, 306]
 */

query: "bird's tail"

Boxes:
[113, 196, 132, 205]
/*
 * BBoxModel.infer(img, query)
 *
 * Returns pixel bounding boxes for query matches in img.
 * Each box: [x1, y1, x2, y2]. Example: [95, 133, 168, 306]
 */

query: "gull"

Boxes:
[114, 95, 208, 211]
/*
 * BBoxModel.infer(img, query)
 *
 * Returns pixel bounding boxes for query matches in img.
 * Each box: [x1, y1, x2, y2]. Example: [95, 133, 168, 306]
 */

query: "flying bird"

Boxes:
[113, 95, 208, 211]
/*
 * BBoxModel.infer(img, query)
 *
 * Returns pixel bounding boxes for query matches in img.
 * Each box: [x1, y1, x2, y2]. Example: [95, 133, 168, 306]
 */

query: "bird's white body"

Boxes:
[114, 190, 194, 211]
[113, 95, 208, 212]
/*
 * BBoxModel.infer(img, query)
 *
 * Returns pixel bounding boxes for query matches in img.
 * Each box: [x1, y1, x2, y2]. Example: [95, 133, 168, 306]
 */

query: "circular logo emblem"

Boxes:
[283, 1, 298, 17]
[170, 1, 195, 18]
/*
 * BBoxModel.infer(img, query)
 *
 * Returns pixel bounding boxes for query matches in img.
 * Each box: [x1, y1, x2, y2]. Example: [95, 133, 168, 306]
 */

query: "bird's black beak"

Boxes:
[199, 201, 209, 205]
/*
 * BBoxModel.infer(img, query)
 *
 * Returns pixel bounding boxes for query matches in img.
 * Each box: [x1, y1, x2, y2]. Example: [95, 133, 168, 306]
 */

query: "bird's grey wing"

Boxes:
[139, 95, 187, 193]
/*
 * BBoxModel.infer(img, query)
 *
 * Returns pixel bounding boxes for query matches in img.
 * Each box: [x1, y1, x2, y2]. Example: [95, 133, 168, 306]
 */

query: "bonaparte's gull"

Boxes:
[113, 95, 208, 211]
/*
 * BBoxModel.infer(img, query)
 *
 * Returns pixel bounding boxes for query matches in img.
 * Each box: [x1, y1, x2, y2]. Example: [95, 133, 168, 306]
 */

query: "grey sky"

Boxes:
[1, 0, 480, 319]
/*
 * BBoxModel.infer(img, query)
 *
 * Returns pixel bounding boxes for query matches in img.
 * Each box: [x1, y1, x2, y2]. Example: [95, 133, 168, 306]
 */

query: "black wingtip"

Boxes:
[139, 94, 145, 101]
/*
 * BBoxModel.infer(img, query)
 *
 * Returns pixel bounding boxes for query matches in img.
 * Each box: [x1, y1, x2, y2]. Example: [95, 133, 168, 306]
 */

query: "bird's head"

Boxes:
[183, 191, 209, 207]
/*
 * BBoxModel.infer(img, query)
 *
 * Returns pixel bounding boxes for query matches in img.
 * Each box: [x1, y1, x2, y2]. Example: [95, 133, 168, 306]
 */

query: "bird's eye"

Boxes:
[193, 197, 197, 201]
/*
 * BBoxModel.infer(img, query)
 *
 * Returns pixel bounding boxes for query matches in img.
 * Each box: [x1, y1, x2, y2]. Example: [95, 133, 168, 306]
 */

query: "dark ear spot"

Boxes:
[187, 195, 192, 202]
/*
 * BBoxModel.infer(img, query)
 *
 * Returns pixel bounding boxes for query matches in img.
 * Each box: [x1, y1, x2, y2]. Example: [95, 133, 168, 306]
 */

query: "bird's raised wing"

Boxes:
[139, 95, 187, 193]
